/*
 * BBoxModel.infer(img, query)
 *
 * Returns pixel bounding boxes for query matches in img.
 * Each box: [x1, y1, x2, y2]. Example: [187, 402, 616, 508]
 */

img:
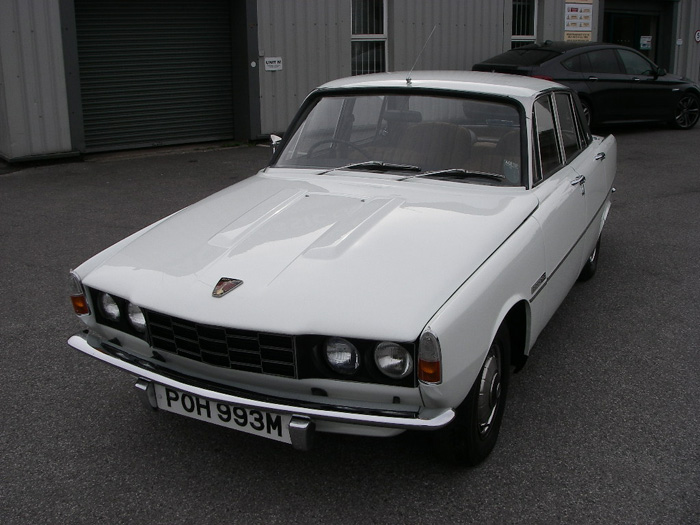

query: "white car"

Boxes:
[68, 71, 616, 466]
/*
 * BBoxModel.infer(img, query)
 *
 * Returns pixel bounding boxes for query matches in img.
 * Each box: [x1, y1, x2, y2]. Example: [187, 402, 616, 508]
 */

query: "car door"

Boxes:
[554, 91, 616, 260]
[530, 94, 587, 330]
[581, 48, 630, 122]
[614, 49, 675, 120]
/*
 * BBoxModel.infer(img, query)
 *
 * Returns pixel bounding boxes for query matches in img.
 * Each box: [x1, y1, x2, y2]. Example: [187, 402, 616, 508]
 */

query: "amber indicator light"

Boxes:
[418, 359, 441, 383]
[71, 294, 90, 315]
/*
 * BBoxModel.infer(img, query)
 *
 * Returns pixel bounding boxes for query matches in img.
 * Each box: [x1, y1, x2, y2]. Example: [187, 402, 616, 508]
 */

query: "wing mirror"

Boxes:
[655, 67, 667, 78]
[271, 134, 282, 155]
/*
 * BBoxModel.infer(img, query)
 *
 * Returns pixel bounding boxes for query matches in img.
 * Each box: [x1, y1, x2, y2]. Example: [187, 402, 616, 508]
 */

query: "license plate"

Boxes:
[154, 384, 292, 444]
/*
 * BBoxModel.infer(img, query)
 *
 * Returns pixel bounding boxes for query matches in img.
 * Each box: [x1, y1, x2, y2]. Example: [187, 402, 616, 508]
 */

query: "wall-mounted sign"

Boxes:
[640, 36, 652, 50]
[695, 30, 700, 43]
[264, 57, 283, 71]
[564, 2, 593, 42]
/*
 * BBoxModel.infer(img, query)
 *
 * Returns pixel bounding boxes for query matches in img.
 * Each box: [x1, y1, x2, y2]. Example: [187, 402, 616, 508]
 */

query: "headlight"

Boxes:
[127, 303, 146, 333]
[323, 337, 360, 375]
[374, 342, 413, 379]
[98, 293, 120, 322]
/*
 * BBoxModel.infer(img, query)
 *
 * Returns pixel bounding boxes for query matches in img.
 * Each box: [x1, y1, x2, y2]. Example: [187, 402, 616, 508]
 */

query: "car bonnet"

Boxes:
[79, 170, 538, 341]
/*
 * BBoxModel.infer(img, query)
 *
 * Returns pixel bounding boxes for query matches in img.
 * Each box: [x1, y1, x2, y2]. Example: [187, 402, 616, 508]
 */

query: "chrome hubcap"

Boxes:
[477, 344, 501, 436]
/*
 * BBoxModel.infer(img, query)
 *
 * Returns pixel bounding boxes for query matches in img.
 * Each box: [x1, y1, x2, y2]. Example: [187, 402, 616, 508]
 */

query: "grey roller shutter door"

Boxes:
[75, 0, 234, 152]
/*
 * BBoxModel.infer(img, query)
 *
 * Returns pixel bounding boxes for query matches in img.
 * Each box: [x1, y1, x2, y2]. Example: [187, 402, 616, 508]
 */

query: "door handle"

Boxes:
[595, 152, 606, 161]
[571, 174, 586, 195]
[587, 76, 599, 81]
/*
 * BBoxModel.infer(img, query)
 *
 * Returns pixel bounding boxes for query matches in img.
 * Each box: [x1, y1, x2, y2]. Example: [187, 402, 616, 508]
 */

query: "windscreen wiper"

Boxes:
[401, 168, 506, 182]
[319, 161, 422, 175]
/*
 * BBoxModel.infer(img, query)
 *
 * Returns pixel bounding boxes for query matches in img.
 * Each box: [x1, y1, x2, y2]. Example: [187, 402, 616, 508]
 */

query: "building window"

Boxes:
[512, 0, 537, 48]
[351, 0, 387, 75]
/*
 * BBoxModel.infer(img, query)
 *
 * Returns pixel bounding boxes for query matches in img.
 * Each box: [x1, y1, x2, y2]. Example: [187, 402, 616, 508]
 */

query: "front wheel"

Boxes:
[671, 93, 699, 130]
[433, 324, 511, 466]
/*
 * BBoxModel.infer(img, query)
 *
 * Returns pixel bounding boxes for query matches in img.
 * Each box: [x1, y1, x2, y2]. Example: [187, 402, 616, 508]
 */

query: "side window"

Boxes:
[561, 54, 582, 72]
[554, 93, 584, 160]
[617, 49, 654, 76]
[534, 96, 563, 182]
[585, 49, 622, 74]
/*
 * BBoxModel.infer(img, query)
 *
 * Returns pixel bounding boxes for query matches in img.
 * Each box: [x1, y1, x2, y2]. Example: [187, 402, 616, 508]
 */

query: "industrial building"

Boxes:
[1, 0, 698, 162]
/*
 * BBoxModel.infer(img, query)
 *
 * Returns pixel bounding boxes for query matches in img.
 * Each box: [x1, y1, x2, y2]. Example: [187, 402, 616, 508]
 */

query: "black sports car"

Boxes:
[473, 41, 700, 130]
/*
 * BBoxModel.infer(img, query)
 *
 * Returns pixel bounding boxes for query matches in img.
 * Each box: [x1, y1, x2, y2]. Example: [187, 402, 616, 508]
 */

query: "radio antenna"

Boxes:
[407, 25, 437, 85]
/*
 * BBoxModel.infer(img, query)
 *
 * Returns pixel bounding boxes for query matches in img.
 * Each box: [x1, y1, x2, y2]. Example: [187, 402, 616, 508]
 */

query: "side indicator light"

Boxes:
[418, 359, 441, 383]
[418, 329, 442, 384]
[71, 294, 90, 316]
[69, 271, 90, 316]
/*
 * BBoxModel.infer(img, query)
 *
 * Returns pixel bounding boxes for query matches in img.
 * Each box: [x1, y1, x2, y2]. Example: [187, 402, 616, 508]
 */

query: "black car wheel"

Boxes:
[672, 93, 699, 130]
[433, 324, 511, 466]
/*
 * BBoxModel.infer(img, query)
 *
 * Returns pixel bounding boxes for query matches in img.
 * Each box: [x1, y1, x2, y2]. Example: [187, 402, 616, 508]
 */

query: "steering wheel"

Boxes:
[306, 139, 369, 159]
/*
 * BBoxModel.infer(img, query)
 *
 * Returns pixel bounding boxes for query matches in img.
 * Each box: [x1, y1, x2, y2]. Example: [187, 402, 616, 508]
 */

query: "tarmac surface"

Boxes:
[1, 127, 698, 524]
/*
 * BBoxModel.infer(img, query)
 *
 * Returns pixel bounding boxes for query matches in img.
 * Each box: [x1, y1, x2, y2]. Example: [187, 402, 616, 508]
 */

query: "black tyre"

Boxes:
[578, 236, 600, 282]
[671, 93, 699, 130]
[433, 324, 511, 466]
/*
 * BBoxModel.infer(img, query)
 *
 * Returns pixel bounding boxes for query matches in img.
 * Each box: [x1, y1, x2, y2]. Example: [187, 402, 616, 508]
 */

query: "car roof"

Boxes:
[508, 41, 624, 53]
[317, 70, 562, 99]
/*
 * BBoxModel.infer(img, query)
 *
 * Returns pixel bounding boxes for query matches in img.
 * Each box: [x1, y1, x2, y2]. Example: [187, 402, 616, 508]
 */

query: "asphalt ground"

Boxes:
[1, 127, 698, 524]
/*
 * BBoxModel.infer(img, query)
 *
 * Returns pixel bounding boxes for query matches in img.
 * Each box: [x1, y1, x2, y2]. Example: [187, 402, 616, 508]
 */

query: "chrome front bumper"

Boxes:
[68, 331, 455, 450]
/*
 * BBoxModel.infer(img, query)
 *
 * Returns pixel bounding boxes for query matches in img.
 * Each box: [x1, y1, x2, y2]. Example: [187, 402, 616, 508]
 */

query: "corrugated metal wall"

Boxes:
[390, 0, 510, 71]
[538, 0, 569, 42]
[674, 0, 700, 82]
[255, 0, 511, 136]
[0, 0, 72, 161]
[256, 0, 351, 136]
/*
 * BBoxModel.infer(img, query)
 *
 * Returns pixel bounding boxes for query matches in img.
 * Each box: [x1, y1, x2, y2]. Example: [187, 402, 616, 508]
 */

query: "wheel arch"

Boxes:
[502, 299, 530, 372]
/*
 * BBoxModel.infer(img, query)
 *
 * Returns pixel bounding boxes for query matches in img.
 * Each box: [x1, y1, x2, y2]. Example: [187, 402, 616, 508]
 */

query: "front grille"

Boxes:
[145, 311, 297, 378]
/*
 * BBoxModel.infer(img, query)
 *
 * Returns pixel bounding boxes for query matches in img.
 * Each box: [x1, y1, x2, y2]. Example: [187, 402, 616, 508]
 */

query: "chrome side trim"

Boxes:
[68, 332, 454, 431]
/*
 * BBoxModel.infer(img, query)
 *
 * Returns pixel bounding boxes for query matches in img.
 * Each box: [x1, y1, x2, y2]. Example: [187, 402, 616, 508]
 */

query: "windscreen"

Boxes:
[275, 92, 523, 185]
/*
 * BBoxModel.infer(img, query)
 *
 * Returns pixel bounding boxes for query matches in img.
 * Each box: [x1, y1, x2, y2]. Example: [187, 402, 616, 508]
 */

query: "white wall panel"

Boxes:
[256, 0, 512, 136]
[674, 0, 700, 82]
[0, 0, 72, 160]
[257, 0, 351, 135]
[390, 0, 510, 71]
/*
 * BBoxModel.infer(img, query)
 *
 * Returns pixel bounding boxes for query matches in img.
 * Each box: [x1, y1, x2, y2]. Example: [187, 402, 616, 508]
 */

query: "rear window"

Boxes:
[480, 49, 560, 67]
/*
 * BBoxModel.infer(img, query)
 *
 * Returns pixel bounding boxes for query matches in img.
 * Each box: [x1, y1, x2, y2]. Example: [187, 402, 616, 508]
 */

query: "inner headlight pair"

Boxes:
[97, 292, 147, 334]
[323, 337, 413, 379]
